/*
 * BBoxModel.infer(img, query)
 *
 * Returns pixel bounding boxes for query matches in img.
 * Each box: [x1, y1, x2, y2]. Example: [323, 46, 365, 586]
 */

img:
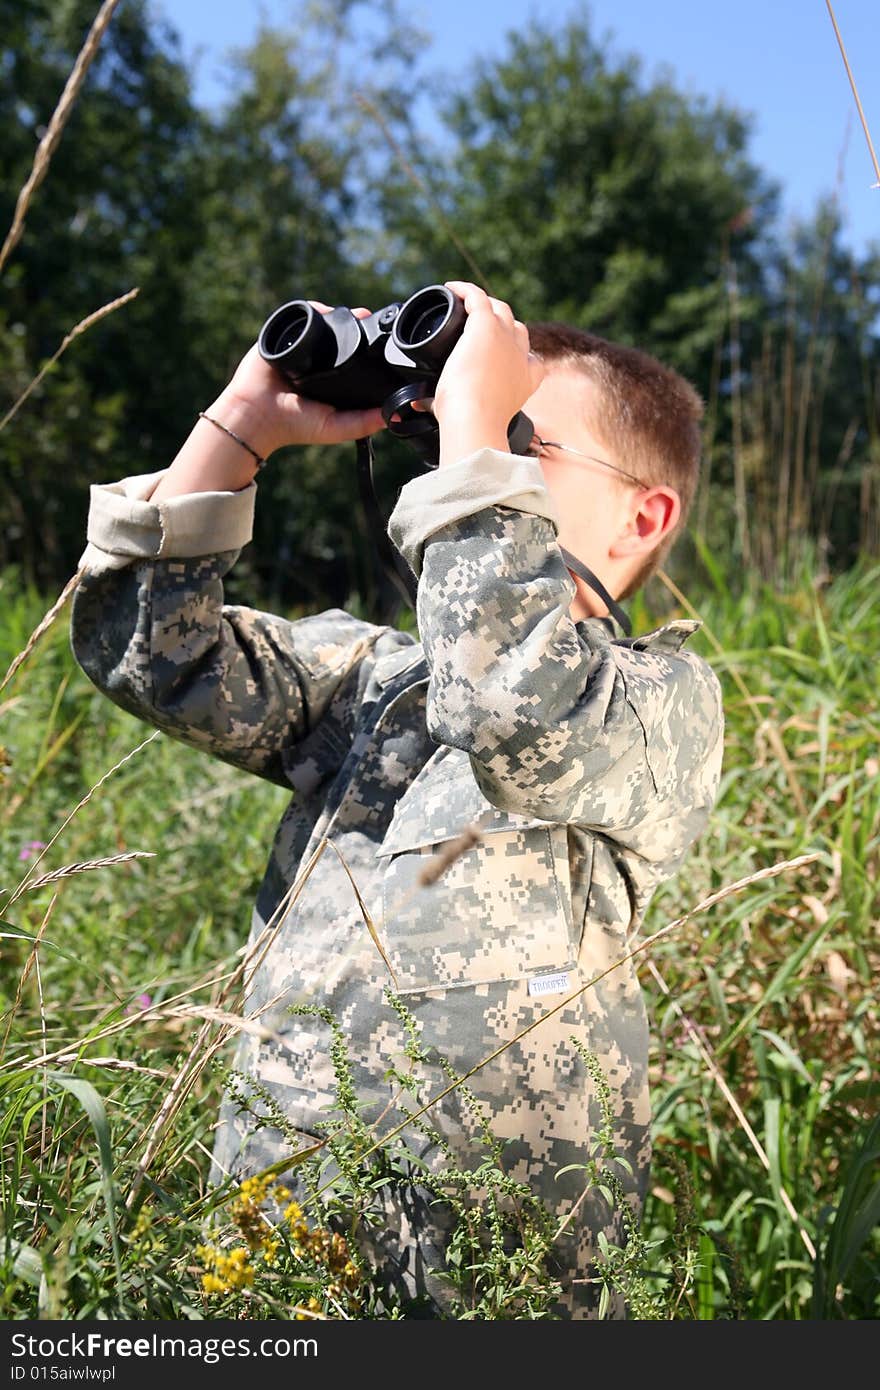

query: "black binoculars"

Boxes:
[258, 284, 533, 465]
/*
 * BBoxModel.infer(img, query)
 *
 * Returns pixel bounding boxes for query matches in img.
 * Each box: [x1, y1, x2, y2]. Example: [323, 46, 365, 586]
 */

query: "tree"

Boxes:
[720, 200, 880, 578]
[5, 4, 877, 603]
[0, 0, 425, 611]
[0, 0, 206, 584]
[375, 17, 777, 383]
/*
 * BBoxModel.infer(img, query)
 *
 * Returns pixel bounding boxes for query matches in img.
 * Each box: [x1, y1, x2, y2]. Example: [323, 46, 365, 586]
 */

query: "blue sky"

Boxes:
[151, 0, 879, 257]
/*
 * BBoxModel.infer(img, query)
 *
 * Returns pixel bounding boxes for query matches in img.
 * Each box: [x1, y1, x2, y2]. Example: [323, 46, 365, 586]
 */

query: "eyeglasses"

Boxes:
[528, 435, 650, 489]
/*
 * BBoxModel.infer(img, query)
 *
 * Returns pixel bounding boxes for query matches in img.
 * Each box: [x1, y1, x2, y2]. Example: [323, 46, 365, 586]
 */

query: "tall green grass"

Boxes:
[1, 560, 876, 1318]
[632, 557, 879, 1318]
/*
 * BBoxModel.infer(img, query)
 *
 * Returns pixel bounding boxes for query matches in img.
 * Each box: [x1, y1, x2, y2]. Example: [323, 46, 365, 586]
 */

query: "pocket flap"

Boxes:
[378, 747, 555, 855]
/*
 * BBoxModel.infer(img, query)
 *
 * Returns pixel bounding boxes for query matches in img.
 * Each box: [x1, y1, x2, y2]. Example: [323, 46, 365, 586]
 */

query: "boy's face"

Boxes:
[523, 366, 676, 620]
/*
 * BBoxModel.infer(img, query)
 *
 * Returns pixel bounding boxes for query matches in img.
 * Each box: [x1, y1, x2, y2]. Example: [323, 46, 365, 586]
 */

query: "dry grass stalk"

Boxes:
[35, 931, 50, 1165]
[725, 256, 751, 567]
[0, 568, 85, 698]
[0, 289, 140, 434]
[46, 1056, 170, 1078]
[355, 93, 489, 289]
[325, 838, 398, 987]
[17, 851, 155, 894]
[1, 893, 58, 1059]
[167, 1003, 300, 1054]
[240, 838, 329, 999]
[125, 836, 334, 1207]
[381, 822, 486, 927]
[0, 964, 246, 1076]
[644, 957, 817, 1261]
[793, 144, 845, 534]
[777, 278, 796, 561]
[124, 1015, 224, 1210]
[694, 287, 724, 540]
[825, 0, 880, 187]
[0, 0, 125, 276]
[7, 731, 160, 899]
[418, 823, 483, 886]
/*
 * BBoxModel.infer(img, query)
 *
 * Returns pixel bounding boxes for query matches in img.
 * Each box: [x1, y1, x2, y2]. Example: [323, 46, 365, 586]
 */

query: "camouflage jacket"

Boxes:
[70, 447, 724, 1316]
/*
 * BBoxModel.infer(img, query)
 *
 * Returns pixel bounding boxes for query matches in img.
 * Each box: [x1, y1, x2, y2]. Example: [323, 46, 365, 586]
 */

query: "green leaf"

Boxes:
[48, 1073, 124, 1307]
[757, 1029, 816, 1086]
[0, 919, 84, 969]
[813, 1114, 880, 1316]
[703, 962, 731, 1035]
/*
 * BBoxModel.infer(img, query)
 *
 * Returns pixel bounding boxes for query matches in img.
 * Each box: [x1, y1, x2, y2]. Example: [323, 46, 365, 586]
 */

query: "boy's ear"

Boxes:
[610, 486, 681, 559]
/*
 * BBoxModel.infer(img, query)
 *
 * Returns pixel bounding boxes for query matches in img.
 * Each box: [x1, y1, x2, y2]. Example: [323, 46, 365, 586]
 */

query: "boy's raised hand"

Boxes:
[432, 281, 545, 468]
[149, 305, 387, 502]
[218, 305, 387, 459]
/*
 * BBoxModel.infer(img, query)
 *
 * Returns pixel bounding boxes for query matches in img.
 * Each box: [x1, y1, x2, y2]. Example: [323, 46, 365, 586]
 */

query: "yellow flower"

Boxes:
[283, 1199, 308, 1244]
[132, 1210, 151, 1240]
[213, 1248, 255, 1290]
[295, 1296, 322, 1321]
[197, 1243, 256, 1293]
[230, 1177, 271, 1250]
[237, 1174, 271, 1205]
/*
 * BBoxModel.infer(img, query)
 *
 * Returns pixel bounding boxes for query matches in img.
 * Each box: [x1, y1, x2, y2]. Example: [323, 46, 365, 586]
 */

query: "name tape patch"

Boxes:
[528, 971, 571, 998]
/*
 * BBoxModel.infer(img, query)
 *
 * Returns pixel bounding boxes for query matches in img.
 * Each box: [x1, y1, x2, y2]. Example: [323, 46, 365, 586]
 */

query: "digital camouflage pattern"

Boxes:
[70, 467, 724, 1318]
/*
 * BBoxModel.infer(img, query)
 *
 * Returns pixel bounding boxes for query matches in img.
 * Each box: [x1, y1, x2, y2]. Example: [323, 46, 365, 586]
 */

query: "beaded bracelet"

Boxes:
[197, 411, 266, 470]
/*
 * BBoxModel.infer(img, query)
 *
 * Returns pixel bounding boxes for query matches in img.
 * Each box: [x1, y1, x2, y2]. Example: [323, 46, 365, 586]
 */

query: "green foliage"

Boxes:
[212, 989, 569, 1320]
[812, 1113, 880, 1318]
[0, 0, 208, 586]
[0, 0, 423, 611]
[639, 558, 879, 1319]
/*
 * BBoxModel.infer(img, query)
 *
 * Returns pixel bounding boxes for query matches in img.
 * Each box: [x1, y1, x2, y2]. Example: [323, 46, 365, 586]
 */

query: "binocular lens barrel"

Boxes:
[392, 285, 464, 356]
[258, 300, 336, 375]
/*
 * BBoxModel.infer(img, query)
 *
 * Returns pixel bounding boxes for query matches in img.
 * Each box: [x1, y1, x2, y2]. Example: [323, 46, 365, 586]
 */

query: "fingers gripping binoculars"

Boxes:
[257, 284, 534, 467]
[257, 284, 632, 631]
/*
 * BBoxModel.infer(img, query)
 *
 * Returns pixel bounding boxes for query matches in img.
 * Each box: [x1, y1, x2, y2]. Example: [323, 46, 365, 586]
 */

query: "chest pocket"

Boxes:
[376, 750, 578, 995]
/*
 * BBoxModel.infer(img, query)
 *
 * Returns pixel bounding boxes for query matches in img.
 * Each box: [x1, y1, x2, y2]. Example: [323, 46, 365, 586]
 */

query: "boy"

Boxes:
[70, 280, 724, 1317]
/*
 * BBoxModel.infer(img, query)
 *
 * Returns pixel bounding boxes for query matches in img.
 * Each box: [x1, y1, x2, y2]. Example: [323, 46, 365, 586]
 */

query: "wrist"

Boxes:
[210, 387, 279, 460]
[437, 409, 509, 469]
[150, 394, 271, 504]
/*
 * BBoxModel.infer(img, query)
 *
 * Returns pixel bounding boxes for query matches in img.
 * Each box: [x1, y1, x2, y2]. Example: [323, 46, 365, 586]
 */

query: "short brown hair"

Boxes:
[526, 322, 704, 595]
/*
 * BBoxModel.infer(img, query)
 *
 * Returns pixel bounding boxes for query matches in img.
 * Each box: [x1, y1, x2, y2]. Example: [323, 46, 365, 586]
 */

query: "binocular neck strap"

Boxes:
[356, 438, 420, 608]
[558, 548, 631, 636]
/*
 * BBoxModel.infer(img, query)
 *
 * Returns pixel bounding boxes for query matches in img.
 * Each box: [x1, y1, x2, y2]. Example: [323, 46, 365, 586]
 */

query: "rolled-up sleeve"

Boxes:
[70, 471, 390, 786]
[79, 469, 257, 573]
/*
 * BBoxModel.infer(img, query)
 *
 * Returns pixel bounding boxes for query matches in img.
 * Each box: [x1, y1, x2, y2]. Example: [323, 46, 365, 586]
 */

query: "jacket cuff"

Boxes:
[78, 470, 257, 573]
[387, 447, 559, 577]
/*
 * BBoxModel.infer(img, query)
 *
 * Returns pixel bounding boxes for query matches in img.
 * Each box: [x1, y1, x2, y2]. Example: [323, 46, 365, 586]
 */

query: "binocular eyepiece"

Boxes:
[258, 284, 533, 464]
